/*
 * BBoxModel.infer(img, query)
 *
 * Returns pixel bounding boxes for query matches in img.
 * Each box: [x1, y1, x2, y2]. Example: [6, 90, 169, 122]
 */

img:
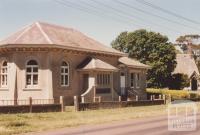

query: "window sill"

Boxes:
[0, 88, 9, 91]
[23, 88, 42, 91]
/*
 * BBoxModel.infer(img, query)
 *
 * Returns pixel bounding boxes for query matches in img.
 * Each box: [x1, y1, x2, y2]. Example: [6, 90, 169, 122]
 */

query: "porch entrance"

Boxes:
[191, 78, 198, 91]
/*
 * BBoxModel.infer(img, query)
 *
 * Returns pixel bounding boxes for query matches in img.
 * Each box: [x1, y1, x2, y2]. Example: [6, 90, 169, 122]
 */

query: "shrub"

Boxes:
[146, 88, 190, 99]
[169, 73, 190, 90]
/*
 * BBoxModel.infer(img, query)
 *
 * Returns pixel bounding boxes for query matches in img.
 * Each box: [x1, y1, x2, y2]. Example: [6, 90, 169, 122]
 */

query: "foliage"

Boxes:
[112, 29, 177, 88]
[168, 73, 190, 90]
[176, 34, 200, 44]
[147, 88, 200, 100]
[146, 88, 190, 99]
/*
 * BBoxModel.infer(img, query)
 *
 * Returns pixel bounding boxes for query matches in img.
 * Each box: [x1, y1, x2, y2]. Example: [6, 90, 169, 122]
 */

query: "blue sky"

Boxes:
[0, 0, 200, 46]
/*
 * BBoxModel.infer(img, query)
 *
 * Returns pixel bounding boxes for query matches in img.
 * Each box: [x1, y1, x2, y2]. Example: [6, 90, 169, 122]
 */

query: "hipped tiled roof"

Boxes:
[173, 54, 199, 77]
[0, 22, 125, 56]
[78, 57, 118, 71]
[119, 57, 151, 69]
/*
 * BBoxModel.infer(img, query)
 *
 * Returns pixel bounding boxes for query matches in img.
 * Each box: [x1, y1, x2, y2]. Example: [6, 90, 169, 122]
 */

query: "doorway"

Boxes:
[120, 72, 126, 96]
[191, 78, 198, 91]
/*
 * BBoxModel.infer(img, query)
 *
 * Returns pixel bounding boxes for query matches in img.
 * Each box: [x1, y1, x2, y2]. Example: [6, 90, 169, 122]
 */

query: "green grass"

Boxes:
[0, 104, 199, 135]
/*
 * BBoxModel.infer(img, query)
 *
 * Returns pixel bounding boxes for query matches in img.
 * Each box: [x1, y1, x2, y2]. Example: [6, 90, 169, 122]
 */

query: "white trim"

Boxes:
[14, 24, 33, 43]
[0, 61, 8, 88]
[60, 61, 69, 87]
[25, 60, 39, 87]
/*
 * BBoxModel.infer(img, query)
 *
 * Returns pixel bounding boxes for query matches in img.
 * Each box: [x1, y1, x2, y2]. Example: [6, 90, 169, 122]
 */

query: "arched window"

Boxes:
[26, 60, 38, 86]
[1, 61, 8, 87]
[61, 61, 69, 86]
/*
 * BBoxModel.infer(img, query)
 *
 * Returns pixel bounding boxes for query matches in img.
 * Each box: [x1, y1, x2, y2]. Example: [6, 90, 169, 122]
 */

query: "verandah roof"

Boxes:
[119, 57, 151, 69]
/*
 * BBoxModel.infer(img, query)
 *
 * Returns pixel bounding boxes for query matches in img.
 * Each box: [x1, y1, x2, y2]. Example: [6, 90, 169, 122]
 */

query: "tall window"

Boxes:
[61, 61, 69, 86]
[136, 73, 140, 88]
[97, 73, 110, 86]
[130, 73, 135, 87]
[130, 73, 140, 88]
[1, 61, 8, 87]
[26, 60, 38, 86]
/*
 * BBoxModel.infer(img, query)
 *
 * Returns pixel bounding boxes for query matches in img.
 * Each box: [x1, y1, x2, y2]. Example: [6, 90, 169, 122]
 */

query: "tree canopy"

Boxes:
[112, 29, 177, 88]
[176, 34, 200, 44]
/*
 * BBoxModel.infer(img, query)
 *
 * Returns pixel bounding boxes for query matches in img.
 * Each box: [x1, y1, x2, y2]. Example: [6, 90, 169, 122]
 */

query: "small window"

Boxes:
[0, 61, 8, 87]
[61, 61, 69, 86]
[26, 60, 38, 86]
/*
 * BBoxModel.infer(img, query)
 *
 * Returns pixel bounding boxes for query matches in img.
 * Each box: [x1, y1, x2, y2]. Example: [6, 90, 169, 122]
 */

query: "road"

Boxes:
[27, 115, 200, 135]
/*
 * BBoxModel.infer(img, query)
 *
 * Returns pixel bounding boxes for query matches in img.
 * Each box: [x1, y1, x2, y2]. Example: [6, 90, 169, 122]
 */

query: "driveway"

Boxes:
[26, 114, 200, 135]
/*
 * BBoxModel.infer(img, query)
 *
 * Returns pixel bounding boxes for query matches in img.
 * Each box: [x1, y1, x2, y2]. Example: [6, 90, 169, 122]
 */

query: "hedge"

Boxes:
[146, 88, 200, 100]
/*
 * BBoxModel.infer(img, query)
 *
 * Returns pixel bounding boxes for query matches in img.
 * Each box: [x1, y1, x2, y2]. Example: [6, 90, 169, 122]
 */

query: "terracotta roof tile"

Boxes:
[78, 57, 118, 71]
[119, 57, 150, 69]
[0, 22, 124, 56]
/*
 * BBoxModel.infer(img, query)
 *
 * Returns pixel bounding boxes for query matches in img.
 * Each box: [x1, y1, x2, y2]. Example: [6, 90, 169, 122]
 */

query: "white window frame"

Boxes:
[97, 73, 110, 87]
[135, 73, 140, 88]
[61, 61, 69, 87]
[26, 60, 39, 87]
[0, 61, 8, 88]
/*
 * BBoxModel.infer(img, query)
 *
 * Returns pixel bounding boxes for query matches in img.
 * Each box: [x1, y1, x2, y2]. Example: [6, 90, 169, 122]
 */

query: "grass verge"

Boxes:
[0, 103, 199, 135]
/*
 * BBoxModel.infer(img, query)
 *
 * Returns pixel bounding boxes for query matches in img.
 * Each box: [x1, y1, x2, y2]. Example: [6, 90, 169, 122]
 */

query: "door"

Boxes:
[191, 78, 198, 91]
[120, 72, 126, 96]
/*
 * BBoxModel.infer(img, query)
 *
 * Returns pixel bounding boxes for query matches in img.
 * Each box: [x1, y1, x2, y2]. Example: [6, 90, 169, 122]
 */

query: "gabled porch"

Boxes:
[77, 57, 118, 103]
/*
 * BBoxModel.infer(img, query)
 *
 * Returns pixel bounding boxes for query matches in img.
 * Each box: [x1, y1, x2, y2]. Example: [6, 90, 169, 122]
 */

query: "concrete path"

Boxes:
[26, 114, 200, 135]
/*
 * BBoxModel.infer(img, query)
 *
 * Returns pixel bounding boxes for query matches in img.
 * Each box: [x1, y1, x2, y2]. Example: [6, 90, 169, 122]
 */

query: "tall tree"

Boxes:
[112, 29, 177, 88]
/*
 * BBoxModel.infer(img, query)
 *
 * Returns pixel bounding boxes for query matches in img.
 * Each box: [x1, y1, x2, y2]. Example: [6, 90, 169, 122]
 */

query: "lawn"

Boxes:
[0, 103, 199, 135]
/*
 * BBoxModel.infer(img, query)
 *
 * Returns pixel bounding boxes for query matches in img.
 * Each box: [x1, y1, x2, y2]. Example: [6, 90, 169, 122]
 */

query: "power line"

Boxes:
[115, 0, 200, 32]
[136, 0, 200, 26]
[76, 0, 144, 27]
[54, 0, 143, 27]
[90, 0, 179, 33]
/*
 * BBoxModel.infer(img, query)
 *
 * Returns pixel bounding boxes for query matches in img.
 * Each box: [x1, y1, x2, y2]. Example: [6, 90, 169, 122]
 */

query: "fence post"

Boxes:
[163, 95, 166, 104]
[136, 95, 138, 101]
[99, 96, 101, 103]
[168, 94, 172, 104]
[159, 95, 162, 99]
[81, 96, 85, 103]
[150, 95, 153, 101]
[119, 96, 121, 102]
[29, 97, 32, 113]
[60, 96, 64, 112]
[74, 96, 79, 111]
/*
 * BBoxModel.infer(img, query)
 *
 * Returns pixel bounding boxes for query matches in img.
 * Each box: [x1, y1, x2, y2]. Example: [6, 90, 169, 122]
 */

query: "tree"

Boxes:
[169, 73, 190, 90]
[176, 34, 200, 52]
[112, 29, 177, 88]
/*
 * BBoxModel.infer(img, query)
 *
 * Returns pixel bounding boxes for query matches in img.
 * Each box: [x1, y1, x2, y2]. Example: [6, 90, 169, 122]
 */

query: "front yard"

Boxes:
[0, 103, 199, 135]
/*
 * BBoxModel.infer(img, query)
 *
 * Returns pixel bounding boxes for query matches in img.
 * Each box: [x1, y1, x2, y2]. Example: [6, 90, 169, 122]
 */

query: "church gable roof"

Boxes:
[173, 54, 200, 77]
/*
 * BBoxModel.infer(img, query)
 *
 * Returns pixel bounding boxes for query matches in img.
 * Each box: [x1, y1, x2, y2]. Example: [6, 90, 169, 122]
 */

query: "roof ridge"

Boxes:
[36, 22, 53, 44]
[13, 24, 33, 43]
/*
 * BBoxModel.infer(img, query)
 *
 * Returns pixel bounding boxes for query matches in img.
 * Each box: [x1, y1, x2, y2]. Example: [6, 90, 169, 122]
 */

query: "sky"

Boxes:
[0, 0, 200, 46]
